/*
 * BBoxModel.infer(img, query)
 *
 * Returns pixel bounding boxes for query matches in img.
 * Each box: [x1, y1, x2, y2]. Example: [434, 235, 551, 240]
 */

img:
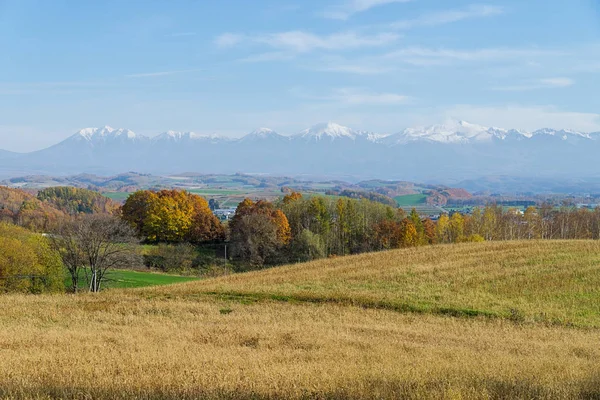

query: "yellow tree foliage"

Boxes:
[436, 214, 450, 243]
[0, 223, 64, 293]
[122, 190, 224, 243]
[399, 219, 419, 247]
[282, 191, 303, 205]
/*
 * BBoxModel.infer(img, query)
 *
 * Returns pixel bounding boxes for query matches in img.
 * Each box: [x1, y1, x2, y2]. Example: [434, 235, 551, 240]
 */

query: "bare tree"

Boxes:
[52, 214, 140, 292]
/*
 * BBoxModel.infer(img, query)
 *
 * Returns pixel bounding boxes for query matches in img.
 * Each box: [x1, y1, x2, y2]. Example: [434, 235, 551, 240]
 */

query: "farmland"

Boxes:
[1, 241, 600, 398]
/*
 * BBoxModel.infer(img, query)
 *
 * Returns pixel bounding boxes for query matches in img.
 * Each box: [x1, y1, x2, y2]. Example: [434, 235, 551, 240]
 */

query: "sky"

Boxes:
[1, 0, 600, 152]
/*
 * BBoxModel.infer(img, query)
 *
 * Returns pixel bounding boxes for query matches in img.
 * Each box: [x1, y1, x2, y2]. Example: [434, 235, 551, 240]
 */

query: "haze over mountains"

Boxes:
[2, 121, 600, 183]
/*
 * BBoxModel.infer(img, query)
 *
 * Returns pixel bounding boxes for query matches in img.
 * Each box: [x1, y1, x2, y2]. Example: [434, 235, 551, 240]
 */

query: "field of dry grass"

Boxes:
[1, 241, 600, 399]
[151, 240, 600, 327]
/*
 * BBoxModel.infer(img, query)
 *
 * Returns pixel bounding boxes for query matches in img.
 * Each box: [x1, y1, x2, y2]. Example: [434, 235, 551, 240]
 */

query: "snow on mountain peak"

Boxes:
[297, 122, 356, 141]
[75, 126, 139, 141]
[240, 128, 288, 142]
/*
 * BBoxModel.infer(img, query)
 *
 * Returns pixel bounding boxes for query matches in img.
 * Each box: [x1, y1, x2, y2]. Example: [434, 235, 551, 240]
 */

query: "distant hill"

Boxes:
[2, 121, 600, 183]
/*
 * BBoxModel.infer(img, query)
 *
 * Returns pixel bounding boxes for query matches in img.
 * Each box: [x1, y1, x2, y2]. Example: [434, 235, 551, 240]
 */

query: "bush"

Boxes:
[143, 243, 197, 272]
[287, 229, 326, 263]
[0, 223, 64, 293]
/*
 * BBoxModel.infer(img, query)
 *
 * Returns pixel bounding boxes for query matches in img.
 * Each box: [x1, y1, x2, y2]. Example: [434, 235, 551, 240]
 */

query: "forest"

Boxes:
[3, 185, 600, 293]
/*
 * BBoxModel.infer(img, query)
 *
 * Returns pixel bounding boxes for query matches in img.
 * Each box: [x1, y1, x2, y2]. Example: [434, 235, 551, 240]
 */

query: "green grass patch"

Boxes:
[103, 192, 131, 201]
[66, 269, 198, 290]
[394, 194, 427, 206]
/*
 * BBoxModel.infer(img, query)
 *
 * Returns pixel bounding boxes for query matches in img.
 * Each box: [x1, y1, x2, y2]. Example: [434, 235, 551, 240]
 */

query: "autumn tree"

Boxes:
[229, 199, 291, 267]
[37, 187, 118, 215]
[0, 223, 64, 293]
[53, 214, 140, 292]
[121, 190, 224, 243]
[399, 219, 419, 247]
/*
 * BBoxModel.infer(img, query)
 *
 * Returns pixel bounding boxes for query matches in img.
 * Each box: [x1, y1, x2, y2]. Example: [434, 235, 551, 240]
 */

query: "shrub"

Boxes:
[0, 223, 64, 293]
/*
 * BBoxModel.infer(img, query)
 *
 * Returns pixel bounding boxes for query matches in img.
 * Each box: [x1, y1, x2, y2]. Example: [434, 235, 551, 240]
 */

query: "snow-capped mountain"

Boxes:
[293, 122, 383, 143]
[3, 121, 600, 181]
[384, 121, 531, 145]
[72, 126, 145, 144]
[153, 131, 231, 144]
[294, 122, 357, 142]
[239, 128, 289, 142]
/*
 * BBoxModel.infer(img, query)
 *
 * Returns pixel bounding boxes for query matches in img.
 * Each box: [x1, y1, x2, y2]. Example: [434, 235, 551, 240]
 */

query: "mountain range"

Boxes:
[2, 121, 600, 182]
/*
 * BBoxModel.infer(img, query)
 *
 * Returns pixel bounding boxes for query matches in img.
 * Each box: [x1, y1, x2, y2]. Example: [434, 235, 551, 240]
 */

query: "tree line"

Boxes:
[6, 185, 600, 294]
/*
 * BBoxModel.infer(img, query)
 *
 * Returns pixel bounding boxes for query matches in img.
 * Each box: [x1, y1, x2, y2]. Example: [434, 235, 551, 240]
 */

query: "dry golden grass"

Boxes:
[1, 292, 600, 399]
[1, 241, 600, 399]
[153, 240, 600, 327]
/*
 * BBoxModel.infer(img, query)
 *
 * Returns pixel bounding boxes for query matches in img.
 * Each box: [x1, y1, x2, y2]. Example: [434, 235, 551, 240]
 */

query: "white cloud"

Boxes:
[125, 69, 201, 78]
[293, 87, 411, 106]
[214, 33, 244, 48]
[216, 31, 400, 54]
[492, 77, 575, 91]
[391, 4, 504, 29]
[166, 32, 197, 37]
[331, 88, 411, 105]
[383, 46, 563, 66]
[313, 63, 394, 75]
[322, 0, 412, 20]
[441, 105, 600, 132]
[310, 45, 563, 74]
[240, 52, 295, 63]
[258, 31, 399, 53]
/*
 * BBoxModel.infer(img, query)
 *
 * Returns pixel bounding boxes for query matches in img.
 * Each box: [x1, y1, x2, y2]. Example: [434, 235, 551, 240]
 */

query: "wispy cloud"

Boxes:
[240, 52, 295, 63]
[313, 63, 394, 75]
[492, 77, 575, 91]
[215, 33, 244, 48]
[166, 32, 197, 37]
[331, 88, 411, 105]
[322, 0, 412, 20]
[391, 4, 504, 30]
[442, 104, 600, 132]
[125, 69, 201, 78]
[382, 46, 563, 66]
[309, 45, 565, 75]
[215, 31, 400, 54]
[293, 87, 411, 106]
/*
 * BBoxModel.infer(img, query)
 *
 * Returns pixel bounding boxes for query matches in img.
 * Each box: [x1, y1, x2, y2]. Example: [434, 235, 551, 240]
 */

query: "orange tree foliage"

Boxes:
[0, 187, 67, 232]
[37, 187, 118, 215]
[229, 199, 291, 266]
[121, 189, 224, 243]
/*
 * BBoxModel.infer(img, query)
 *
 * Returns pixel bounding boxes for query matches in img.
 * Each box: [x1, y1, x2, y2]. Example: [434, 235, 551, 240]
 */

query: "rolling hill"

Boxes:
[1, 241, 600, 399]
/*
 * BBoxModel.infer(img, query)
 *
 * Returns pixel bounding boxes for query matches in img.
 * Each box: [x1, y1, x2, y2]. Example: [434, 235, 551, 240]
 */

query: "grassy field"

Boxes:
[2, 241, 600, 398]
[66, 269, 198, 290]
[102, 191, 131, 201]
[395, 193, 427, 206]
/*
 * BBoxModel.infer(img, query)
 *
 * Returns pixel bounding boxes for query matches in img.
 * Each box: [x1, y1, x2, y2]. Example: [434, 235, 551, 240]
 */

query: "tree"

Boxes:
[208, 199, 220, 211]
[229, 199, 291, 267]
[448, 212, 465, 243]
[52, 214, 140, 292]
[423, 218, 437, 244]
[121, 190, 224, 243]
[288, 229, 326, 262]
[373, 220, 402, 250]
[37, 187, 118, 215]
[0, 223, 64, 293]
[399, 219, 419, 247]
[436, 214, 450, 243]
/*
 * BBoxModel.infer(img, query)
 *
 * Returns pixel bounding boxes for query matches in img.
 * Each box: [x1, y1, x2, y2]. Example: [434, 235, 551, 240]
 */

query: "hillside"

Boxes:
[1, 241, 600, 398]
[150, 240, 600, 327]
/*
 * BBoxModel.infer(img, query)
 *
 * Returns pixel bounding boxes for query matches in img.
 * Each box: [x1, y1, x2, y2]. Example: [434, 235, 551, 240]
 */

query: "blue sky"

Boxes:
[1, 0, 599, 151]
